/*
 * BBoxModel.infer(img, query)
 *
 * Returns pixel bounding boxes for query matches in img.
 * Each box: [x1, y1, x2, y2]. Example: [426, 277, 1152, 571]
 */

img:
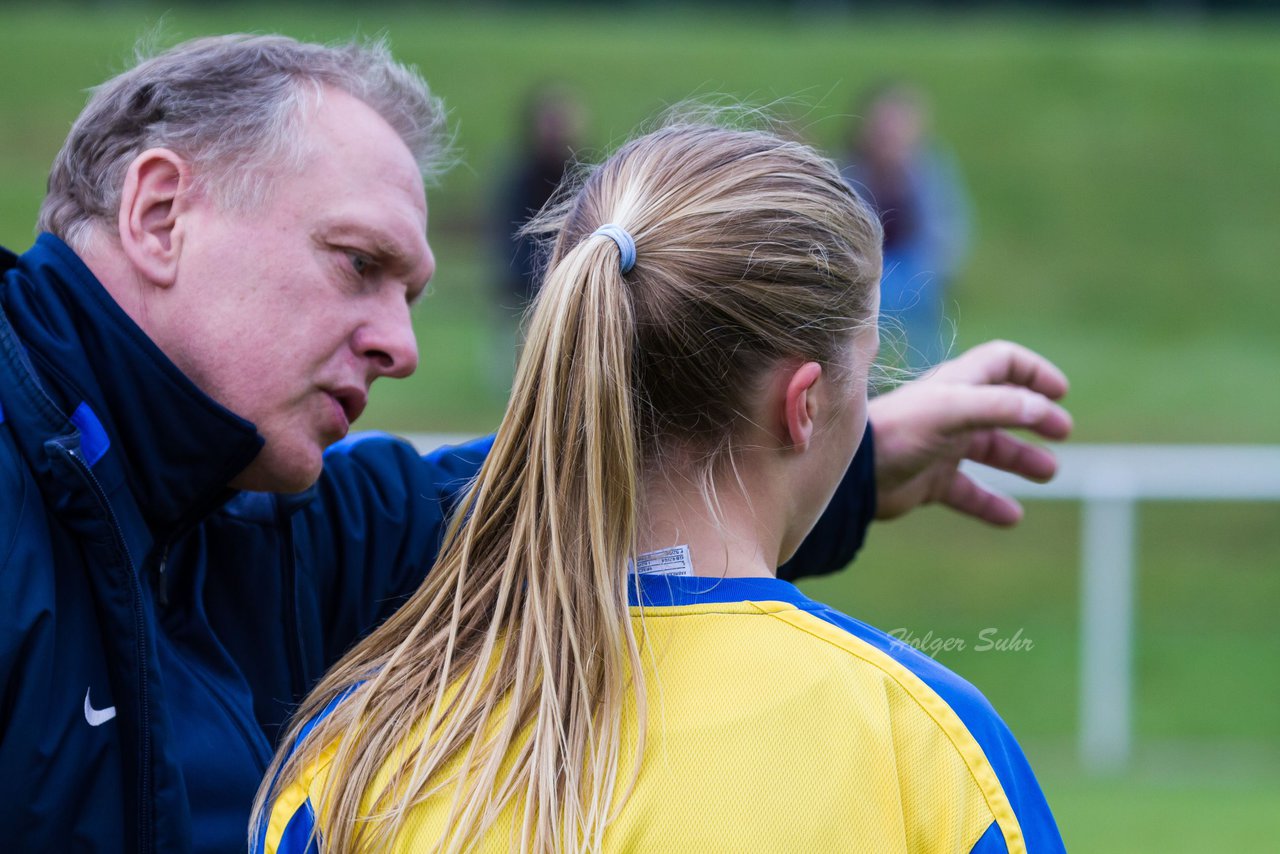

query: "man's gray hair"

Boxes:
[39, 33, 449, 250]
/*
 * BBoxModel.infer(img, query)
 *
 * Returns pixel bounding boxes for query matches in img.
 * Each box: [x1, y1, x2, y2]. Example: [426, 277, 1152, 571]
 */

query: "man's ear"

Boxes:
[783, 361, 824, 451]
[117, 148, 192, 288]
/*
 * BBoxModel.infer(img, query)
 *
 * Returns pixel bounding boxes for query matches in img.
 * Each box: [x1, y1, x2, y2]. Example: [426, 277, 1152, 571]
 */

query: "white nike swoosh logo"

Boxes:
[84, 688, 117, 727]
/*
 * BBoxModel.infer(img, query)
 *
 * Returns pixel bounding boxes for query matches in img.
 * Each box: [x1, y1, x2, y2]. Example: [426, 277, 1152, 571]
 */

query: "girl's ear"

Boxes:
[782, 361, 824, 452]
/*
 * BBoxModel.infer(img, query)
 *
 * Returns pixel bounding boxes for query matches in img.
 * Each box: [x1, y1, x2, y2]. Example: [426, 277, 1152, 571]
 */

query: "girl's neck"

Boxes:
[637, 456, 784, 580]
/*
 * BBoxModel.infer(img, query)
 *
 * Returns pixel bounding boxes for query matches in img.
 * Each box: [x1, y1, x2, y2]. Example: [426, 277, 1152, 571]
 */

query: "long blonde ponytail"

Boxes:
[254, 224, 647, 854]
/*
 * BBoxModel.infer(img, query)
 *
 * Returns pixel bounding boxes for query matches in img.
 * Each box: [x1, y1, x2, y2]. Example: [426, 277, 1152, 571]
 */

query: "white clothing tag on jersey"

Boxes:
[633, 544, 694, 576]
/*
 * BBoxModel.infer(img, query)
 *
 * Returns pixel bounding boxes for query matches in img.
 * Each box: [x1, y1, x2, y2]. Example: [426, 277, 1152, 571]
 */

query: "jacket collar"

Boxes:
[0, 234, 264, 540]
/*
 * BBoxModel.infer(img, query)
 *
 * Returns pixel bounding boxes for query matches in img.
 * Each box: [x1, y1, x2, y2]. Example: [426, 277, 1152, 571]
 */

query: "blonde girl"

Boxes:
[253, 120, 1062, 854]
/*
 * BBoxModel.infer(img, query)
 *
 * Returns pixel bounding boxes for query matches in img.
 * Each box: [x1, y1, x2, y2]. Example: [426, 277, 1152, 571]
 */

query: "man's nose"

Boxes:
[357, 298, 419, 380]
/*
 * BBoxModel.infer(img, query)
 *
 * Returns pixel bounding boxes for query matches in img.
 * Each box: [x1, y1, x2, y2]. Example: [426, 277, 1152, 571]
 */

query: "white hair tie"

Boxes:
[592, 224, 636, 274]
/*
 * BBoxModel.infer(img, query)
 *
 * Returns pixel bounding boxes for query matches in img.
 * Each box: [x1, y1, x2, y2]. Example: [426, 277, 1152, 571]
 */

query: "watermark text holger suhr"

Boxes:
[888, 627, 1035, 658]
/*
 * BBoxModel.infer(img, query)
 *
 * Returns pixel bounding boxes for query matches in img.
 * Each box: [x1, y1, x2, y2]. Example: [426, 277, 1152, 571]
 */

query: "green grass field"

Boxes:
[3, 4, 1278, 850]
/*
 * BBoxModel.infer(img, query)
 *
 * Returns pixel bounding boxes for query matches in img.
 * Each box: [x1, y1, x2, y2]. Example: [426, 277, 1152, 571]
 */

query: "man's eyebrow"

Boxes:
[320, 221, 428, 281]
[360, 234, 415, 271]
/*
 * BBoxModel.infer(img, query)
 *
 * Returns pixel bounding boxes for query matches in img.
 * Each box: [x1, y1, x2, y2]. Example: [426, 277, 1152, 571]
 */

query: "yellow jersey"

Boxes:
[259, 575, 1062, 853]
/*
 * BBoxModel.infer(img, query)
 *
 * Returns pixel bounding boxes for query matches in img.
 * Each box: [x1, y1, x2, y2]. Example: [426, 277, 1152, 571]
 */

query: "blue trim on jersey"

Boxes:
[274, 804, 321, 854]
[970, 819, 1011, 853]
[70, 400, 109, 465]
[628, 574, 809, 609]
[628, 574, 1064, 853]
[253, 686, 359, 854]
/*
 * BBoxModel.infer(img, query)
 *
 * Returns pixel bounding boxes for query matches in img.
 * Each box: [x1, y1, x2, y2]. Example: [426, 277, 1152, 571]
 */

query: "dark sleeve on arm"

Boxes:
[292, 434, 492, 666]
[777, 427, 876, 581]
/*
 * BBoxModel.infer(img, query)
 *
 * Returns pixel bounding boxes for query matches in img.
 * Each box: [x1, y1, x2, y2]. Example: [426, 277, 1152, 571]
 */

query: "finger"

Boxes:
[940, 385, 1074, 439]
[936, 340, 1069, 400]
[965, 429, 1059, 482]
[942, 470, 1025, 527]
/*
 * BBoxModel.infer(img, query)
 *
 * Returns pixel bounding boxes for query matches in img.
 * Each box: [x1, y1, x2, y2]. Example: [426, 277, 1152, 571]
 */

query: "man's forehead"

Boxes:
[304, 90, 426, 196]
[306, 97, 427, 218]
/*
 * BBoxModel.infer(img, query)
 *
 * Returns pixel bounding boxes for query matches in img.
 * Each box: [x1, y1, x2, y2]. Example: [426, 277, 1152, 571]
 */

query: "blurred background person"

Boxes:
[498, 82, 587, 313]
[488, 82, 588, 391]
[841, 81, 971, 371]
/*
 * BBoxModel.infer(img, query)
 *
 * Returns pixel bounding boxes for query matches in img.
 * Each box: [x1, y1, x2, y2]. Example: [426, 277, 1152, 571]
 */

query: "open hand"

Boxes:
[868, 340, 1073, 525]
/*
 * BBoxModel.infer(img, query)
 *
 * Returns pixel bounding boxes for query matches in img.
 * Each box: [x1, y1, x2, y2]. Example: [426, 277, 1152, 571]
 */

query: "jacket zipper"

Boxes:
[151, 541, 171, 608]
[62, 445, 153, 854]
[278, 510, 308, 703]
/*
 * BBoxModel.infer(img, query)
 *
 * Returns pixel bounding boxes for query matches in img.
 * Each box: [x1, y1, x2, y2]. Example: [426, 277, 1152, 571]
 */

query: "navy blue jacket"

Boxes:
[0, 235, 875, 852]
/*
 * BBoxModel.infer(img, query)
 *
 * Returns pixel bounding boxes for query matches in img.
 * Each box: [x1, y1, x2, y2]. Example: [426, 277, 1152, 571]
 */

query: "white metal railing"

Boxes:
[403, 435, 1280, 772]
[963, 445, 1280, 772]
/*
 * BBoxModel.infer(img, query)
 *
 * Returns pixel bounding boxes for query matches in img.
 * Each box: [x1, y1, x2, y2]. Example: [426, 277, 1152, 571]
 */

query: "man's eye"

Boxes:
[348, 252, 374, 276]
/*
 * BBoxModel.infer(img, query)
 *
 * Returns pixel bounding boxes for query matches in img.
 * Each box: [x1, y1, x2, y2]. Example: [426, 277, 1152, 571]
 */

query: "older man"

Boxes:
[0, 35, 1069, 852]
